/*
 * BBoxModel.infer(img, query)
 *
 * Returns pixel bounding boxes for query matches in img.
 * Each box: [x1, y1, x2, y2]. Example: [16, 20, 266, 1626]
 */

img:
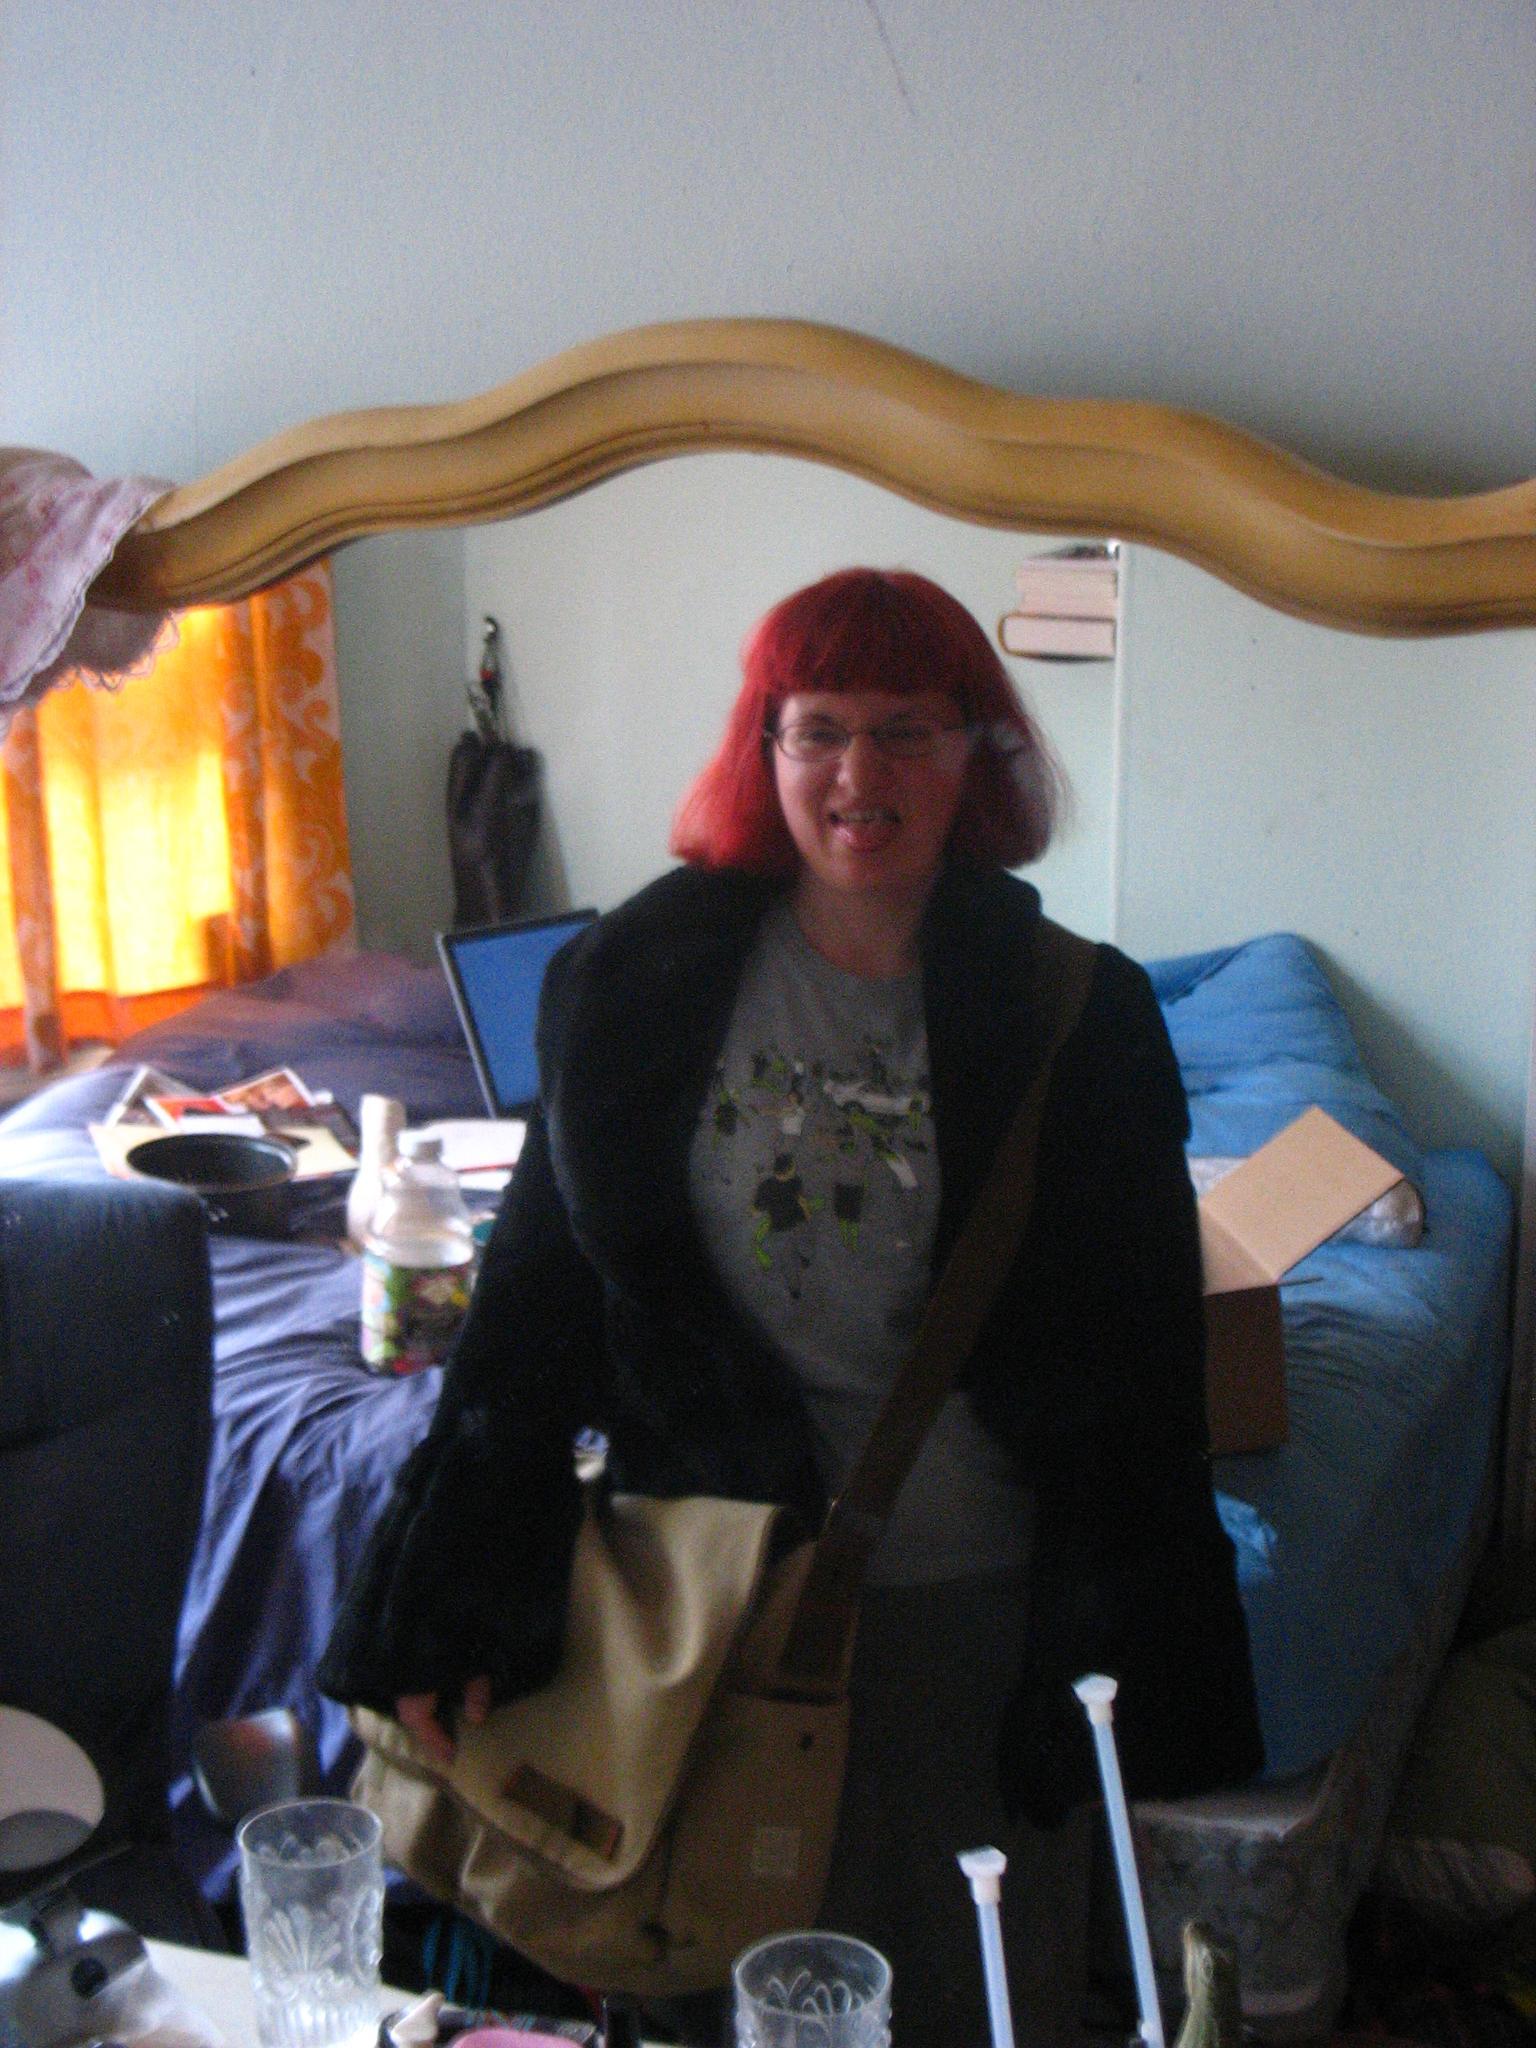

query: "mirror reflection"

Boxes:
[4, 430, 1531, 2043]
[331, 452, 1536, 1182]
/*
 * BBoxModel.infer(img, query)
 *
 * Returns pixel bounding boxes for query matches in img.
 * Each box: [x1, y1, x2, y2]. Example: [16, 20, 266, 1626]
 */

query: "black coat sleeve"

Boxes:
[317, 1102, 602, 1715]
[974, 950, 1264, 1826]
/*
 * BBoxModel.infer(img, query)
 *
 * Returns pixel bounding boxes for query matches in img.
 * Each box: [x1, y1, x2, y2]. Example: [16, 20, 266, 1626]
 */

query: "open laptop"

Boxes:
[437, 909, 597, 1117]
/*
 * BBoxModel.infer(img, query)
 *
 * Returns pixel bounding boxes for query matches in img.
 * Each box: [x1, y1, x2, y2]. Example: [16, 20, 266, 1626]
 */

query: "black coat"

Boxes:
[320, 863, 1263, 1826]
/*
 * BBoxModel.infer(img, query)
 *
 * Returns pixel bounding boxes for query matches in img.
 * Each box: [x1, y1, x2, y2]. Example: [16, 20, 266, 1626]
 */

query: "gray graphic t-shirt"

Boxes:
[688, 901, 1030, 1586]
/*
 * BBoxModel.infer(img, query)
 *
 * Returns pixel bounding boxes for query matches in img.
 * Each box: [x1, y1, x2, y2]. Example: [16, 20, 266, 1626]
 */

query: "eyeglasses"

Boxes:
[767, 713, 972, 764]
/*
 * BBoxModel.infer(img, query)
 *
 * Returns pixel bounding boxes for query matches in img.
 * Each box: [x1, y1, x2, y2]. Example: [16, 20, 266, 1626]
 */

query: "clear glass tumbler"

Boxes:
[237, 1797, 384, 2048]
[733, 1931, 893, 2048]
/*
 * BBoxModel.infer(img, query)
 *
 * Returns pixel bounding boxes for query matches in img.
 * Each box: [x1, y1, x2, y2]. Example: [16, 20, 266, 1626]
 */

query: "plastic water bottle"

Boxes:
[360, 1131, 475, 1374]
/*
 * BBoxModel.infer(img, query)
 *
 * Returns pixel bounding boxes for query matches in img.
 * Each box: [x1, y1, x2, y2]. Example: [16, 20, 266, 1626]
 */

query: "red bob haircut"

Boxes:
[671, 567, 1063, 874]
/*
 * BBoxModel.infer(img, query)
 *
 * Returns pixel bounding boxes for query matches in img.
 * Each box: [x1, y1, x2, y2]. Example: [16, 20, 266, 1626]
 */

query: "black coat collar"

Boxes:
[538, 862, 1047, 1291]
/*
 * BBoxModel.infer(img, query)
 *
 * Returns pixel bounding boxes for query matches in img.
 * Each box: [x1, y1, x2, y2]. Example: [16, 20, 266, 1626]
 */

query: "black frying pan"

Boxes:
[125, 1130, 298, 1237]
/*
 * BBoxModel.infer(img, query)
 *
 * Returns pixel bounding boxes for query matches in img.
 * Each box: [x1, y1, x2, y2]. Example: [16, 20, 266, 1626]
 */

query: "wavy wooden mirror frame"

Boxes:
[58, 318, 1536, 1557]
[91, 317, 1536, 635]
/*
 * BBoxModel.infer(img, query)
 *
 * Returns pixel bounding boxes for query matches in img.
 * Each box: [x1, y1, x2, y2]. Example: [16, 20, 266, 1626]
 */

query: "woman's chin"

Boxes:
[803, 854, 936, 906]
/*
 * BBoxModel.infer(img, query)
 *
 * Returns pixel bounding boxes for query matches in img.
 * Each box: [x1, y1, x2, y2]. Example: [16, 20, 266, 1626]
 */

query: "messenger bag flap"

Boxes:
[356, 1490, 789, 1891]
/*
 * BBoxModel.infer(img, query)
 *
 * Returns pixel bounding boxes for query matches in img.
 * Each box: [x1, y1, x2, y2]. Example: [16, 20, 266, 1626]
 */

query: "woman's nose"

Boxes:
[834, 730, 887, 783]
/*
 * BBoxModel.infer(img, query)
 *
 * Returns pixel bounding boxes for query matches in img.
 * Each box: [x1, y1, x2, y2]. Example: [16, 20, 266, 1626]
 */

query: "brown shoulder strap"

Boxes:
[774, 918, 1099, 1691]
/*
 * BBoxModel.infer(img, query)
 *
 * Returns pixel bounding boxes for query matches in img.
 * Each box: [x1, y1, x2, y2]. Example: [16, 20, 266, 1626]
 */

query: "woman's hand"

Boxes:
[395, 1676, 492, 1765]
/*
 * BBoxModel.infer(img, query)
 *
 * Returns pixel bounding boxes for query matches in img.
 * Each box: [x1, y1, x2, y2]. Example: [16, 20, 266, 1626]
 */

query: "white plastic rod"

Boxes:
[957, 1845, 1016, 2048]
[1072, 1674, 1164, 2048]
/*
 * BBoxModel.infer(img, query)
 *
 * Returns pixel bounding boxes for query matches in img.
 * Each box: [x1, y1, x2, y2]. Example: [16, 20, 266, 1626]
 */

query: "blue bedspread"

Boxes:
[1214, 1150, 1509, 1777]
[0, 934, 1511, 1890]
[1151, 932, 1512, 1778]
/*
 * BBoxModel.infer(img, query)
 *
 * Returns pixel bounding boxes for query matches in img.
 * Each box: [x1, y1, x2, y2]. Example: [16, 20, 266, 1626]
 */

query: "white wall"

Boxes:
[1114, 549, 1536, 1181]
[7, 3, 1532, 490]
[329, 533, 466, 953]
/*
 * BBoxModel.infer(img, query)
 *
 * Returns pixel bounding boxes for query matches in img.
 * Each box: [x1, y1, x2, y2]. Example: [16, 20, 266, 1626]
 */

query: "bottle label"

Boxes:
[360, 1248, 473, 1375]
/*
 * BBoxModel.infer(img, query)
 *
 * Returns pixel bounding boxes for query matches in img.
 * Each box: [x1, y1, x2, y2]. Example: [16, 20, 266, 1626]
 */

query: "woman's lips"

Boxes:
[829, 805, 899, 853]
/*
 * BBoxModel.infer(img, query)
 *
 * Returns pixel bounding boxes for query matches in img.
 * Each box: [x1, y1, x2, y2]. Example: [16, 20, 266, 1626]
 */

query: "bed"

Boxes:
[8, 319, 1536, 2036]
[0, 918, 1510, 2033]
[1138, 936, 1511, 2029]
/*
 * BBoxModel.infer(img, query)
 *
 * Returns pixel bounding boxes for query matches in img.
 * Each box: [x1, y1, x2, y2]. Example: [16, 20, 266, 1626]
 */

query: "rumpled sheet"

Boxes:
[0, 449, 173, 725]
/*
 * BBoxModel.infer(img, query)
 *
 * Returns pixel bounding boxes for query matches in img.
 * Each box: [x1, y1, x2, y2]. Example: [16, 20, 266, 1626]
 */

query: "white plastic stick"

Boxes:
[958, 1845, 1016, 2048]
[1072, 1674, 1164, 2048]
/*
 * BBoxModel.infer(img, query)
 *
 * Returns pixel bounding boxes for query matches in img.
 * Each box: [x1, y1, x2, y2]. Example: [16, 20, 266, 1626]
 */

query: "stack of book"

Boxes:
[998, 547, 1119, 660]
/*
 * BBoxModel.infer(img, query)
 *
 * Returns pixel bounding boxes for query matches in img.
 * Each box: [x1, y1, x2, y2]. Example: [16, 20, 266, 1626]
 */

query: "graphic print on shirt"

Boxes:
[701, 1035, 931, 1297]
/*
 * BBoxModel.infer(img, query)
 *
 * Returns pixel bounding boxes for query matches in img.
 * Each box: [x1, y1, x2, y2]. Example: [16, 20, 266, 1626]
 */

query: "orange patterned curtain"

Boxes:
[0, 561, 354, 1068]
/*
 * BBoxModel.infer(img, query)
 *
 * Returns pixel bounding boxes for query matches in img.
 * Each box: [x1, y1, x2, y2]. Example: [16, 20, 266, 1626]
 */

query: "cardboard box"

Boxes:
[1199, 1107, 1406, 1457]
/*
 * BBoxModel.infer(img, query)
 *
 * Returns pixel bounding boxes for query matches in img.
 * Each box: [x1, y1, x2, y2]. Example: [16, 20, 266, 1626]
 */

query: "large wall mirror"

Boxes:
[91, 317, 1536, 1536]
[21, 321, 1529, 2029]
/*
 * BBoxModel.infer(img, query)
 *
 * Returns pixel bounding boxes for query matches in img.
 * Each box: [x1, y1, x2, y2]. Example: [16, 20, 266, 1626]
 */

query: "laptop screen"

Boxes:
[436, 910, 597, 1117]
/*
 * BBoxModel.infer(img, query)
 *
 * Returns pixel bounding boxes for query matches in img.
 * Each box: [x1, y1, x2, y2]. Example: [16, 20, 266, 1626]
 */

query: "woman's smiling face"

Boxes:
[770, 688, 972, 915]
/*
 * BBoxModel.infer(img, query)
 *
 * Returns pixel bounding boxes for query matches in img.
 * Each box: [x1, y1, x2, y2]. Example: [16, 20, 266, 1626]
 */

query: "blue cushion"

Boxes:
[1146, 932, 1426, 1184]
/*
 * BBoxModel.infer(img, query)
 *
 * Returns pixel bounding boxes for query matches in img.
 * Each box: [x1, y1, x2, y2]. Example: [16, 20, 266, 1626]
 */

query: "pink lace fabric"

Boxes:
[0, 450, 175, 729]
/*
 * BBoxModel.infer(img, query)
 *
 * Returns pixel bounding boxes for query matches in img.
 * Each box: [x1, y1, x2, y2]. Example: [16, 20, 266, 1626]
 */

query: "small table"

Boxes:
[146, 1939, 406, 2047]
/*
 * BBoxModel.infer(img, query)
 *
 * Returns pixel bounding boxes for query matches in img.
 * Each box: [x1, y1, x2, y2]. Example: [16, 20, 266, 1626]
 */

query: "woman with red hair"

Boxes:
[672, 565, 1059, 879]
[323, 569, 1261, 2044]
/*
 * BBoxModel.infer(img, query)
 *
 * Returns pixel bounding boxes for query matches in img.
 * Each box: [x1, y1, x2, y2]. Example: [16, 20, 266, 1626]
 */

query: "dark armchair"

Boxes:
[0, 1174, 221, 1944]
